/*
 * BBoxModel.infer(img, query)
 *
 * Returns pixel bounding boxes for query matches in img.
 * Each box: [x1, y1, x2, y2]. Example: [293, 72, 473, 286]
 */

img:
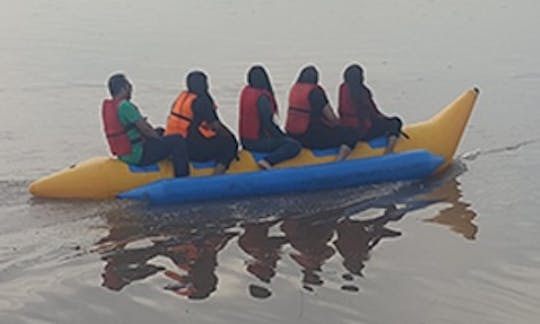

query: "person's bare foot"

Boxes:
[384, 135, 398, 154]
[335, 145, 352, 161]
[213, 163, 227, 175]
[257, 159, 272, 170]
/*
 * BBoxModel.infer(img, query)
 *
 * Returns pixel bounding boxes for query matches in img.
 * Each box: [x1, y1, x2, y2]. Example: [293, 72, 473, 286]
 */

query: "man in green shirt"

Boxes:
[103, 74, 189, 177]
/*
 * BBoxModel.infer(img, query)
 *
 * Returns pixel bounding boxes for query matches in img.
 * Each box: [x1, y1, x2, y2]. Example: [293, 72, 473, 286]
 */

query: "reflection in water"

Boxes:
[282, 216, 336, 289]
[101, 244, 163, 291]
[162, 231, 237, 299]
[97, 214, 166, 291]
[238, 220, 287, 298]
[96, 216, 238, 299]
[95, 168, 478, 300]
[334, 205, 405, 278]
[422, 179, 478, 240]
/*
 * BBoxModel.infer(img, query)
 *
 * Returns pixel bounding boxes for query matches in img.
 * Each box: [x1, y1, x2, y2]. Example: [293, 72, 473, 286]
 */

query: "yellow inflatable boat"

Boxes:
[29, 88, 479, 199]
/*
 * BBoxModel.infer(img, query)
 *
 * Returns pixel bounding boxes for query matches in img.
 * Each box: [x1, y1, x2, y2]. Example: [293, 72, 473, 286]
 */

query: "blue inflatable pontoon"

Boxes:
[118, 149, 444, 206]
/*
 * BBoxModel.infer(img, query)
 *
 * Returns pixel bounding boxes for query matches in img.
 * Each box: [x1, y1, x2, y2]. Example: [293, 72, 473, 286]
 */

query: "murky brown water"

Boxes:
[1, 0, 540, 323]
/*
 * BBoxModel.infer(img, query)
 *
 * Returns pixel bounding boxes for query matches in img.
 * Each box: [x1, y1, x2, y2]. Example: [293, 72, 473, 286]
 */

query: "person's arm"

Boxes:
[207, 120, 229, 135]
[194, 96, 229, 135]
[135, 118, 160, 139]
[309, 88, 338, 126]
[322, 103, 339, 125]
[257, 95, 285, 137]
[120, 101, 161, 139]
[364, 87, 385, 118]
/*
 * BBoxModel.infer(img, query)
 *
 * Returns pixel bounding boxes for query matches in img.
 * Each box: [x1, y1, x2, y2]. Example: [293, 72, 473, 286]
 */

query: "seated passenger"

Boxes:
[102, 74, 189, 177]
[338, 64, 403, 154]
[285, 66, 357, 161]
[239, 65, 301, 170]
[165, 71, 238, 175]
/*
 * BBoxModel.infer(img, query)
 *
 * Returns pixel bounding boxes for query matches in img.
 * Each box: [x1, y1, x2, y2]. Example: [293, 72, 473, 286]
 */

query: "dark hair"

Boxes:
[107, 73, 128, 97]
[344, 64, 364, 85]
[248, 65, 274, 95]
[343, 64, 366, 106]
[186, 71, 209, 95]
[296, 65, 319, 84]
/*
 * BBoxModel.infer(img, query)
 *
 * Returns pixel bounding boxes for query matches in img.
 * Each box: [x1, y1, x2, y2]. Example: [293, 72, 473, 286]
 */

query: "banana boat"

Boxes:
[29, 88, 479, 201]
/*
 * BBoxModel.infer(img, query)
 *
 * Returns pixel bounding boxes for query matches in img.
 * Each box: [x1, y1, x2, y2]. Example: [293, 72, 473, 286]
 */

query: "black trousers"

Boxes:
[290, 124, 358, 150]
[362, 116, 403, 140]
[139, 135, 189, 177]
[242, 137, 302, 166]
[187, 128, 238, 168]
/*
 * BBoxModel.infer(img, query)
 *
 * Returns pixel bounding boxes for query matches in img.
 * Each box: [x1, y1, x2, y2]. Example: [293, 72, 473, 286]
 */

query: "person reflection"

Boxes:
[238, 220, 287, 298]
[423, 179, 478, 240]
[101, 243, 164, 291]
[97, 211, 237, 300]
[162, 231, 237, 299]
[281, 217, 336, 290]
[97, 215, 169, 292]
[239, 220, 287, 283]
[334, 205, 405, 279]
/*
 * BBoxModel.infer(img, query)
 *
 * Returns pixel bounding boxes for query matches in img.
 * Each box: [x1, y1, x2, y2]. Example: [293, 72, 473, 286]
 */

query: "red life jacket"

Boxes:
[338, 83, 372, 131]
[102, 99, 139, 156]
[239, 86, 278, 141]
[285, 83, 319, 135]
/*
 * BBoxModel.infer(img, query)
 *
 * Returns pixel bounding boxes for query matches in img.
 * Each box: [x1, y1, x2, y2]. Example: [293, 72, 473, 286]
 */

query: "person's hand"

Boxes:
[154, 127, 165, 137]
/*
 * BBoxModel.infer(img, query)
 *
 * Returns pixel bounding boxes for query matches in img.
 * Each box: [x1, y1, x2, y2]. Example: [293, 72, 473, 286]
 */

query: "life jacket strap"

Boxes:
[170, 111, 192, 122]
[289, 107, 310, 114]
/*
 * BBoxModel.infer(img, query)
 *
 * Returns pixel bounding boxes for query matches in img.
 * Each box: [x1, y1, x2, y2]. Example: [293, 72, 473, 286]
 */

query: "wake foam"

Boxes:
[460, 138, 540, 161]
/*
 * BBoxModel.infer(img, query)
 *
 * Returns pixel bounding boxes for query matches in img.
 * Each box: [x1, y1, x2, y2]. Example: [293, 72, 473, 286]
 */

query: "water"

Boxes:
[1, 0, 540, 323]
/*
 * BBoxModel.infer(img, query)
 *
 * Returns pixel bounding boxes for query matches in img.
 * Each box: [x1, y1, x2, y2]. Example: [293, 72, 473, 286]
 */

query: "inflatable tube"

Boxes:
[118, 150, 444, 205]
[29, 88, 478, 199]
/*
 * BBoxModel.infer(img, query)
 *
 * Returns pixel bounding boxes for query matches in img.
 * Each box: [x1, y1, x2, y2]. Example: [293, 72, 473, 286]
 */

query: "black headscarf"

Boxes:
[187, 71, 209, 96]
[296, 65, 319, 84]
[247, 65, 274, 95]
[343, 64, 367, 106]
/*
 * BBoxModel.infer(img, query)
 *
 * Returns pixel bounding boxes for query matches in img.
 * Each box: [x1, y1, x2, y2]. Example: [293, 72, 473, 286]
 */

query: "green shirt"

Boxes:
[117, 100, 144, 164]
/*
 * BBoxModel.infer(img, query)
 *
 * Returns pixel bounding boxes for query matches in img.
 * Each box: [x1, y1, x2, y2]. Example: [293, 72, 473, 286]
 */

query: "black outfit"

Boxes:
[139, 134, 189, 177]
[290, 87, 357, 150]
[353, 85, 403, 141]
[362, 116, 403, 140]
[241, 95, 301, 166]
[187, 94, 238, 168]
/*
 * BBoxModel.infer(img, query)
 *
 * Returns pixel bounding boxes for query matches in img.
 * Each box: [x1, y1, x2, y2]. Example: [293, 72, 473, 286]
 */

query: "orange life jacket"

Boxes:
[239, 86, 278, 141]
[165, 91, 216, 138]
[102, 99, 139, 156]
